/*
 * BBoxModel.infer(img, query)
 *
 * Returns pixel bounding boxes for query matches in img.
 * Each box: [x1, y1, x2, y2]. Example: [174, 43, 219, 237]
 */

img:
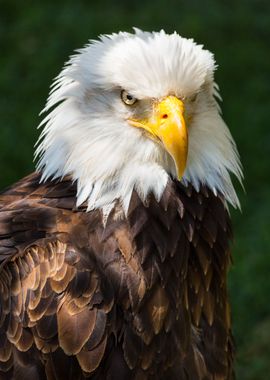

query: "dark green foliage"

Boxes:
[0, 1, 269, 378]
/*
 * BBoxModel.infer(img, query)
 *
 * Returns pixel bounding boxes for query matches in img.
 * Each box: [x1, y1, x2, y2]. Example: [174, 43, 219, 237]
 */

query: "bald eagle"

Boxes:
[0, 30, 242, 380]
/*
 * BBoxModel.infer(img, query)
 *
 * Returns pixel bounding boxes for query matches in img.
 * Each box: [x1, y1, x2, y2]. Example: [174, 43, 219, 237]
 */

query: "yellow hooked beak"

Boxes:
[128, 96, 188, 179]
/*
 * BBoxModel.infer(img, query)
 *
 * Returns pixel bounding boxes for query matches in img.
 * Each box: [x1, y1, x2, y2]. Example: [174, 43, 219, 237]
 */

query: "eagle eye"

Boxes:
[121, 90, 137, 106]
[189, 93, 198, 103]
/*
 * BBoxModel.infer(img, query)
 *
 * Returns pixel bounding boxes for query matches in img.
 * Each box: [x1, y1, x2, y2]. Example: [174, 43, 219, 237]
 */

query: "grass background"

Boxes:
[0, 1, 269, 378]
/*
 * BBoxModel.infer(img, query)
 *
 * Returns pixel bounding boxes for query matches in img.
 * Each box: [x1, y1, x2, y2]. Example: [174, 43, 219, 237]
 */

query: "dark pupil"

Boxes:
[127, 94, 133, 101]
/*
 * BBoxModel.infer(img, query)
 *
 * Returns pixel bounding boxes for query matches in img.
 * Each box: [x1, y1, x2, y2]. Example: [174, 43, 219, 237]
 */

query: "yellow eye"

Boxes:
[121, 90, 137, 106]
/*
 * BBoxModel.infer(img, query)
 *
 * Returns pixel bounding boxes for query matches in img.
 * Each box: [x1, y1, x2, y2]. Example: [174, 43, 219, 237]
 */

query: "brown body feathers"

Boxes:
[0, 173, 234, 379]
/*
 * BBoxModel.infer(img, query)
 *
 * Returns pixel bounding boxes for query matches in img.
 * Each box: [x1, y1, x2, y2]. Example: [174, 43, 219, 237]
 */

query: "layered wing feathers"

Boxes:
[0, 173, 234, 379]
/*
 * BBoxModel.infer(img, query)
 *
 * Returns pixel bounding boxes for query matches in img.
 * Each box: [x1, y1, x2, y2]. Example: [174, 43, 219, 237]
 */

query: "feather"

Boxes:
[0, 173, 234, 378]
[57, 304, 97, 355]
[76, 334, 107, 373]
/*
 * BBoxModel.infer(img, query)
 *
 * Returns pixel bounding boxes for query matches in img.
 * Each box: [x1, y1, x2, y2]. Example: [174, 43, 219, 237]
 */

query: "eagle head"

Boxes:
[36, 29, 242, 215]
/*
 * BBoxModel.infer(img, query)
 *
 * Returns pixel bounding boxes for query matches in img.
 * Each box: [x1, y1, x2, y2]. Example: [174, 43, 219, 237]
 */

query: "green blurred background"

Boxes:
[0, 0, 269, 378]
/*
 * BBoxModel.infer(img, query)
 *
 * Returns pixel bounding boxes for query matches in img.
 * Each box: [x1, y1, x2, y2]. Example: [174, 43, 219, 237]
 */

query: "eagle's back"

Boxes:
[0, 173, 234, 379]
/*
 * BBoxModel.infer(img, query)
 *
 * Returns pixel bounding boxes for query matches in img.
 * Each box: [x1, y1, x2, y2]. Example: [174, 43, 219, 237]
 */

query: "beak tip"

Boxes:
[177, 174, 183, 181]
[175, 165, 185, 181]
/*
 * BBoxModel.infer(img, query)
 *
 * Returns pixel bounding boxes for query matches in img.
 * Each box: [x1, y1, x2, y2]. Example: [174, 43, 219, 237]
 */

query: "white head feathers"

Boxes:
[36, 29, 242, 215]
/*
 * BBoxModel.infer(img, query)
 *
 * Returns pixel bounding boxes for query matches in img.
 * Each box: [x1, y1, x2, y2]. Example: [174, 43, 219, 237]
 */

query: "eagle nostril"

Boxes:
[162, 114, 168, 119]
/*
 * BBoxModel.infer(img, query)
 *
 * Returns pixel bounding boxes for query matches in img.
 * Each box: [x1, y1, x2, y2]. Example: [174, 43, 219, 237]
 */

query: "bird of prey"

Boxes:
[0, 29, 242, 380]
